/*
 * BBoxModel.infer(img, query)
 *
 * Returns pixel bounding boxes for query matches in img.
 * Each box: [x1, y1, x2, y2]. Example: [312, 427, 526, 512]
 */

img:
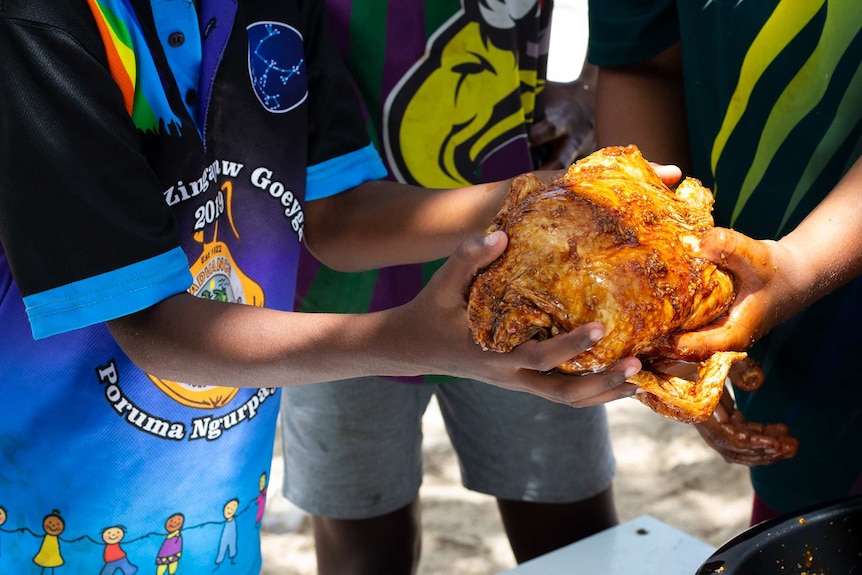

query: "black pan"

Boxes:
[695, 495, 862, 574]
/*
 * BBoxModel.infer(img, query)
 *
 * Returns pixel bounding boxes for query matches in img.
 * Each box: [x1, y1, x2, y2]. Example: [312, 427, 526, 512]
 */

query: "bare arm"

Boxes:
[774, 156, 862, 311]
[303, 173, 563, 272]
[302, 53, 617, 273]
[595, 42, 692, 172]
[676, 156, 862, 354]
[109, 231, 640, 404]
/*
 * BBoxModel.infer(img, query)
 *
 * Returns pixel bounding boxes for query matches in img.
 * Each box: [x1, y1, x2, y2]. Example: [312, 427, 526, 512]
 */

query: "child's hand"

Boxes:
[672, 227, 797, 358]
[530, 79, 595, 169]
[694, 384, 798, 466]
[401, 231, 640, 406]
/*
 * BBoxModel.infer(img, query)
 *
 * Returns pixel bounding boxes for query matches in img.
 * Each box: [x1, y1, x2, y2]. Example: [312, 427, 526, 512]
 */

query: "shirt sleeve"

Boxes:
[306, 143, 387, 201]
[298, 0, 388, 198]
[0, 4, 191, 338]
[587, 0, 680, 67]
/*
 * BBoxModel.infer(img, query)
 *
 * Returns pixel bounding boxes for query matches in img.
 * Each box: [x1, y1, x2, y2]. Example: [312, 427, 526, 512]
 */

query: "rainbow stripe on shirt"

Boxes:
[85, 0, 183, 133]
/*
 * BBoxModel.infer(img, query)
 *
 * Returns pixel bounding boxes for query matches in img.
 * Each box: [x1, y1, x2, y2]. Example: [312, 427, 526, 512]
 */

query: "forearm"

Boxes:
[107, 235, 642, 405]
[302, 178, 514, 271]
[108, 292, 423, 387]
[775, 156, 862, 312]
[595, 42, 692, 172]
[676, 161, 862, 355]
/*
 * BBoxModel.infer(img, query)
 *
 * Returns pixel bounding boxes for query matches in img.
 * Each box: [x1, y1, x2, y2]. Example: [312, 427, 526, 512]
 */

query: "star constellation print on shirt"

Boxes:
[247, 21, 308, 113]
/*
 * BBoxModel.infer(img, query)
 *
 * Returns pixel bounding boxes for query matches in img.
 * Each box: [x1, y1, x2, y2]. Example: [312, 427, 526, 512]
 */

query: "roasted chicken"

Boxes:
[467, 145, 747, 423]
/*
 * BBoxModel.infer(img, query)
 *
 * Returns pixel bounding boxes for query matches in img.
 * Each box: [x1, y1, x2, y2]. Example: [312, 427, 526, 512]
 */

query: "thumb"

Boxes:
[697, 227, 771, 277]
[697, 227, 739, 263]
[429, 231, 508, 296]
[650, 162, 683, 187]
[455, 230, 508, 277]
[529, 119, 561, 147]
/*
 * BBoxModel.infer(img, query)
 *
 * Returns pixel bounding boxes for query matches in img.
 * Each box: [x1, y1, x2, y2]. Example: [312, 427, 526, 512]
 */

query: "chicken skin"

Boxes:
[468, 145, 746, 423]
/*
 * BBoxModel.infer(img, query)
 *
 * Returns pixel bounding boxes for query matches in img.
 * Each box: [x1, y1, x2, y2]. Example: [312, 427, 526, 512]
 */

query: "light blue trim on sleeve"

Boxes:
[305, 143, 388, 201]
[24, 248, 193, 340]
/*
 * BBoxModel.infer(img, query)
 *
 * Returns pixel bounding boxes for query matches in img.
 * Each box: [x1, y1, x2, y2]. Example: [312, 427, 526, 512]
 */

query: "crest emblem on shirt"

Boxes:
[383, 0, 545, 187]
[247, 21, 308, 113]
[148, 181, 265, 409]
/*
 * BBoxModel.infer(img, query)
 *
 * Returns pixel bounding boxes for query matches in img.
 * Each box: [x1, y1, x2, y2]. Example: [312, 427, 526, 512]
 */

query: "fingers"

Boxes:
[779, 436, 800, 458]
[424, 233, 640, 409]
[493, 323, 641, 406]
[695, 412, 798, 466]
[431, 231, 508, 299]
[671, 229, 772, 356]
[462, 230, 508, 270]
[698, 228, 773, 278]
[529, 120, 563, 147]
[500, 322, 603, 371]
[709, 395, 731, 423]
[762, 424, 799, 458]
[763, 422, 790, 437]
[719, 450, 788, 467]
[649, 162, 682, 187]
[673, 318, 749, 357]
[728, 357, 764, 391]
[510, 360, 640, 407]
[698, 227, 753, 266]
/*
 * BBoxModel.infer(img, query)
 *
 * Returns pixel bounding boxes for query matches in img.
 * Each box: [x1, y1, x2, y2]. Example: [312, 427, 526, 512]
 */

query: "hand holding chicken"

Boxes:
[467, 145, 747, 423]
[653, 357, 799, 464]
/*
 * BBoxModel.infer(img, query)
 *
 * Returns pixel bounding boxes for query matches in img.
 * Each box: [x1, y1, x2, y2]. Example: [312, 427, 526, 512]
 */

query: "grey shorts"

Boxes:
[279, 377, 615, 519]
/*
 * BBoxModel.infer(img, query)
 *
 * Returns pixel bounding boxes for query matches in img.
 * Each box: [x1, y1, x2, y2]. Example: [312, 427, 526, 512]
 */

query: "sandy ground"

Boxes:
[259, 396, 754, 575]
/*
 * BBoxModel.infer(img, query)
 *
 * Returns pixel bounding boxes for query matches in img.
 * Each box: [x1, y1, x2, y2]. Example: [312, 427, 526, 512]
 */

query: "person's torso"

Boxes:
[677, 0, 862, 238]
[589, 0, 862, 512]
[0, 1, 314, 572]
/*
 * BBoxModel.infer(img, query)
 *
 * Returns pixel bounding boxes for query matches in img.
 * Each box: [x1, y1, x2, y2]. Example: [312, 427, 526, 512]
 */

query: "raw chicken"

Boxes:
[467, 145, 746, 423]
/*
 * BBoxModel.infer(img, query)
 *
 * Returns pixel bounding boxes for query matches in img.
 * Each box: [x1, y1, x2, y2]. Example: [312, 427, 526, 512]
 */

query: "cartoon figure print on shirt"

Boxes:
[214, 499, 239, 569]
[384, 0, 548, 187]
[33, 510, 65, 575]
[2, 0, 317, 571]
[100, 525, 138, 575]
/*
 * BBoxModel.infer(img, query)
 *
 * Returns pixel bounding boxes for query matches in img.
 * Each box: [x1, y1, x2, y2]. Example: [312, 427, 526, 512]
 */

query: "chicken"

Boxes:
[467, 145, 746, 423]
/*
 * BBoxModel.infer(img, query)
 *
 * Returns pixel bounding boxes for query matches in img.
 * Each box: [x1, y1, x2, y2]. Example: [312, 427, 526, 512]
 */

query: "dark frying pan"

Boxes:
[695, 495, 862, 574]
